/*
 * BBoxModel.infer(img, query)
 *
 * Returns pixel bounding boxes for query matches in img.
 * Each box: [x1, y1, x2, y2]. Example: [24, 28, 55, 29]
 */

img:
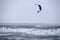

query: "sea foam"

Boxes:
[0, 27, 60, 36]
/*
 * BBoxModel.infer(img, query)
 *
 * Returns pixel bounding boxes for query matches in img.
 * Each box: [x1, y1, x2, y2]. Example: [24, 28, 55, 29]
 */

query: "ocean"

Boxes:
[0, 24, 60, 40]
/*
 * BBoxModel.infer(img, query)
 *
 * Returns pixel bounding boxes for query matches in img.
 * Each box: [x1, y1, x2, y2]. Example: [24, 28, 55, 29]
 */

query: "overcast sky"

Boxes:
[0, 0, 60, 24]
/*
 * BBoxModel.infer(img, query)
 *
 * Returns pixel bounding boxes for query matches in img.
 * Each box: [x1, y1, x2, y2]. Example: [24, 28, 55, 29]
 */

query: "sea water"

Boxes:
[0, 24, 60, 40]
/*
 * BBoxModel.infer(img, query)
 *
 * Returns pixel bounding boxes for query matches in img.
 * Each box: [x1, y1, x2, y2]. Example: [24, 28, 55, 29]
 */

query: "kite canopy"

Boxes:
[35, 4, 42, 13]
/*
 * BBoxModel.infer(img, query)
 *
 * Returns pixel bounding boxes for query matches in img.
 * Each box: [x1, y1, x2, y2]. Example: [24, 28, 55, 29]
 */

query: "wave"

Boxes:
[0, 27, 60, 36]
[0, 25, 60, 29]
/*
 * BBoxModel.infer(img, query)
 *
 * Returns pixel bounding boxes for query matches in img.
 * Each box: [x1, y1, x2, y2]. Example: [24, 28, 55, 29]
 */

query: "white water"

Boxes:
[0, 27, 60, 36]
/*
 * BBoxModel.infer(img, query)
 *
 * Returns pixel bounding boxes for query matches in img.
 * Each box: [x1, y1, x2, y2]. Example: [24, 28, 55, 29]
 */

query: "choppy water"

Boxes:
[0, 24, 60, 40]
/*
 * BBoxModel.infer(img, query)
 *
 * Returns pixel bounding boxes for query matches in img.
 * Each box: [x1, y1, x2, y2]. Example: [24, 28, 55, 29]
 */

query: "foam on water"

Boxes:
[0, 27, 60, 36]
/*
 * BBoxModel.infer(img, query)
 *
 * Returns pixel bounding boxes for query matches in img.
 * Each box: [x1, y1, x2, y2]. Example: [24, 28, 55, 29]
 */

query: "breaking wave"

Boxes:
[0, 27, 60, 36]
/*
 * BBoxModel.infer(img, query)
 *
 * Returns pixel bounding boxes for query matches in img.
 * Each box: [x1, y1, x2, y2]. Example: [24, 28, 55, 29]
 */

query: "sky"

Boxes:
[0, 0, 60, 24]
